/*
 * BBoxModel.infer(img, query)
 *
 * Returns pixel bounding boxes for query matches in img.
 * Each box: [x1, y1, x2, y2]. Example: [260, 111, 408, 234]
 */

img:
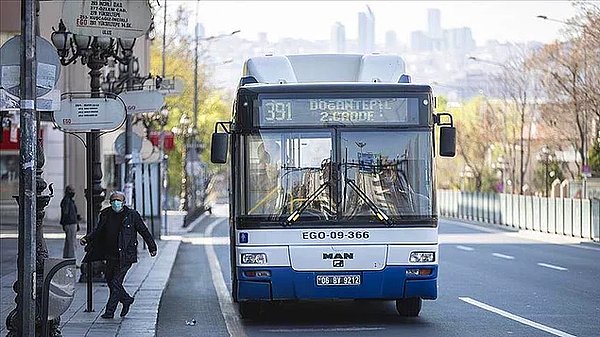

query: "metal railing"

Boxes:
[437, 190, 600, 241]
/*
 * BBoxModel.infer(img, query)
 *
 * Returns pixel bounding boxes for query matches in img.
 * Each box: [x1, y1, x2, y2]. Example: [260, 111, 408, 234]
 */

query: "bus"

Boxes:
[211, 54, 456, 319]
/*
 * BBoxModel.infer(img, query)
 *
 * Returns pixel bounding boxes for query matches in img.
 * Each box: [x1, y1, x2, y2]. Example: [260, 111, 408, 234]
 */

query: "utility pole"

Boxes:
[160, 0, 168, 233]
[16, 0, 37, 335]
[124, 53, 135, 206]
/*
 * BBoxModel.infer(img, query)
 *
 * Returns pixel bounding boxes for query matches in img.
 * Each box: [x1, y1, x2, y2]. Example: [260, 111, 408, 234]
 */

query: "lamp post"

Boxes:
[189, 22, 239, 215]
[101, 54, 152, 198]
[172, 114, 192, 211]
[540, 145, 552, 197]
[50, 19, 138, 310]
[495, 156, 508, 193]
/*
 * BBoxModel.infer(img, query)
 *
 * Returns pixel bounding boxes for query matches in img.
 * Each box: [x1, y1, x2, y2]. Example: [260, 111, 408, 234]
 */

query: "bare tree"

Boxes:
[487, 48, 541, 194]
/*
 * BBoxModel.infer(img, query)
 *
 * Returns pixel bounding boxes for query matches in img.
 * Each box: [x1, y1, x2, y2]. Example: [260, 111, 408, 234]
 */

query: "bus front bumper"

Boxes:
[236, 265, 437, 301]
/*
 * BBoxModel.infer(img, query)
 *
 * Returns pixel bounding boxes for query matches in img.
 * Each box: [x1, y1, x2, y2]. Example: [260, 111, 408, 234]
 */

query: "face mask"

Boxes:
[67, 192, 75, 197]
[111, 200, 123, 212]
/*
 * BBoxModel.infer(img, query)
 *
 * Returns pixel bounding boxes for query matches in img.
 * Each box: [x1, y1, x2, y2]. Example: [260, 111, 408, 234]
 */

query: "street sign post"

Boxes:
[53, 94, 126, 132]
[0, 35, 61, 98]
[61, 0, 152, 39]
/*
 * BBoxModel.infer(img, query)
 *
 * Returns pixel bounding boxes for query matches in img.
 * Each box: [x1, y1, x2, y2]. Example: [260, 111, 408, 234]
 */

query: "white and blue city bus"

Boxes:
[211, 54, 456, 319]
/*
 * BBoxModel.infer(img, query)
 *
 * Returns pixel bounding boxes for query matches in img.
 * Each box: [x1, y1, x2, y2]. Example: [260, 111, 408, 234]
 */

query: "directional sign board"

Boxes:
[61, 0, 152, 39]
[118, 90, 164, 115]
[0, 35, 61, 98]
[53, 95, 126, 132]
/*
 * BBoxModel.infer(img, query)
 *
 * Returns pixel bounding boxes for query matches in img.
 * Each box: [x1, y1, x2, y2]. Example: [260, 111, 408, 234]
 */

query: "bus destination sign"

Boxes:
[258, 97, 419, 126]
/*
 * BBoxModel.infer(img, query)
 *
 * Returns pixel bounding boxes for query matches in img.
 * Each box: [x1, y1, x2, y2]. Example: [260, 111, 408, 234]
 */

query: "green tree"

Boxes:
[147, 5, 232, 204]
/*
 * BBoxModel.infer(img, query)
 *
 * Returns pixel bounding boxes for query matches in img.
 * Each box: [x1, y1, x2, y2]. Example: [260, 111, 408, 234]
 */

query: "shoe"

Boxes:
[100, 312, 114, 319]
[120, 297, 134, 317]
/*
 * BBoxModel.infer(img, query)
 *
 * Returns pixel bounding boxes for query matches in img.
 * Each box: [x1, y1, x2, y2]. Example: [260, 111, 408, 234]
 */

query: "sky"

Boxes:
[165, 1, 583, 45]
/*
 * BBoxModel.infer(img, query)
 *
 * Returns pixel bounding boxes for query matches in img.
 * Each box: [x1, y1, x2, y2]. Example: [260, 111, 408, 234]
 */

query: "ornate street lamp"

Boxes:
[50, 19, 140, 311]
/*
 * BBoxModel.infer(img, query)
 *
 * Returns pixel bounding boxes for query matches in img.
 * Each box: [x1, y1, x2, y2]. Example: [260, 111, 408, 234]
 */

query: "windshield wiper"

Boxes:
[284, 181, 329, 226]
[341, 162, 393, 226]
[345, 178, 393, 226]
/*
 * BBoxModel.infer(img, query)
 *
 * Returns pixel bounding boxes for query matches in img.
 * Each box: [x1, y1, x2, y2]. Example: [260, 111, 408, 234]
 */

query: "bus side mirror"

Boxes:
[439, 126, 456, 157]
[211, 133, 229, 164]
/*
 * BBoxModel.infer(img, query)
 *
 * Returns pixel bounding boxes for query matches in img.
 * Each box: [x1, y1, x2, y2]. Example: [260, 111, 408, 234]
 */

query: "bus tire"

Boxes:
[238, 301, 261, 320]
[395, 298, 422, 317]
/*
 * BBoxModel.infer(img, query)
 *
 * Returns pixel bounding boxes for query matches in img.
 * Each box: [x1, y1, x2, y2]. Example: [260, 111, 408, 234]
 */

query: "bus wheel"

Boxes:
[395, 298, 422, 317]
[238, 301, 261, 320]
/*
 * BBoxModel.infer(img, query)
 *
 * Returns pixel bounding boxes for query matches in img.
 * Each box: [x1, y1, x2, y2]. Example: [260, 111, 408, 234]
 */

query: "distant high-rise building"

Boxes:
[331, 22, 346, 53]
[358, 6, 375, 53]
[385, 30, 397, 52]
[410, 30, 431, 52]
[428, 8, 442, 51]
[427, 8, 442, 39]
[444, 27, 476, 52]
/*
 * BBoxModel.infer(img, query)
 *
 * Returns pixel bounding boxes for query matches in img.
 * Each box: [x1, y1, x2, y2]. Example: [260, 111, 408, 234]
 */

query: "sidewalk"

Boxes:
[0, 210, 201, 337]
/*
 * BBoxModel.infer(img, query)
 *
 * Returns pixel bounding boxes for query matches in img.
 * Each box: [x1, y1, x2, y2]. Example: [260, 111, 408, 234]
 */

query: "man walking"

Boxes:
[60, 185, 79, 258]
[80, 191, 157, 318]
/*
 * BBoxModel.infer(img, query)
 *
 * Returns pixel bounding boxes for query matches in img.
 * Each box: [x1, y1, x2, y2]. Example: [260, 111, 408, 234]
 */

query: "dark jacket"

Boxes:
[60, 195, 78, 225]
[82, 206, 157, 264]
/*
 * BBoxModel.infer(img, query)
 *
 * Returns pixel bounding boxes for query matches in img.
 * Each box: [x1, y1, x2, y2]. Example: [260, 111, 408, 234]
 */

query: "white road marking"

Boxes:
[204, 218, 247, 337]
[183, 236, 230, 245]
[459, 297, 577, 337]
[456, 245, 474, 251]
[443, 219, 599, 251]
[262, 327, 385, 333]
[566, 244, 600, 252]
[537, 263, 568, 271]
[492, 253, 515, 260]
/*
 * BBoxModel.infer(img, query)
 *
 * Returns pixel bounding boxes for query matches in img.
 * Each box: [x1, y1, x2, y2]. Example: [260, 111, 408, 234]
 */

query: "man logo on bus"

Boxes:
[332, 260, 344, 268]
[323, 252, 354, 260]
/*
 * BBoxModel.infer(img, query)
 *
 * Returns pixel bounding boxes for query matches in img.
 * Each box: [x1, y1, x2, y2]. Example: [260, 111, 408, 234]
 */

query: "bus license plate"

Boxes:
[316, 275, 361, 286]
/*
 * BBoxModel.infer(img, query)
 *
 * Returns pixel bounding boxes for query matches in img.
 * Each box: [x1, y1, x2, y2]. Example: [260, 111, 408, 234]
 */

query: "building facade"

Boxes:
[0, 0, 151, 225]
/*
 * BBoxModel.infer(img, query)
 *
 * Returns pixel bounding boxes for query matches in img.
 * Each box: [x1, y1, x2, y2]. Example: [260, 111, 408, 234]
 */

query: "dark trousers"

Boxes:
[104, 259, 133, 314]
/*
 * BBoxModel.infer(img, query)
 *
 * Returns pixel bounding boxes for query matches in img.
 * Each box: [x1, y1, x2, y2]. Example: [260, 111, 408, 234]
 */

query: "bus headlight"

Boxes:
[241, 253, 267, 264]
[409, 251, 435, 263]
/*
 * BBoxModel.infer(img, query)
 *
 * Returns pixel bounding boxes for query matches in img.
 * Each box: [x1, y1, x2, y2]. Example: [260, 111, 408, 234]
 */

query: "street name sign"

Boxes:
[0, 35, 61, 98]
[118, 90, 164, 114]
[53, 95, 126, 132]
[61, 0, 152, 39]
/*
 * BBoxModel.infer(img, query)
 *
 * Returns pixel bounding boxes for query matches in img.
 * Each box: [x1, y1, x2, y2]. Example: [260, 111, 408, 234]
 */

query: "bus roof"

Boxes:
[238, 82, 432, 95]
[242, 54, 410, 85]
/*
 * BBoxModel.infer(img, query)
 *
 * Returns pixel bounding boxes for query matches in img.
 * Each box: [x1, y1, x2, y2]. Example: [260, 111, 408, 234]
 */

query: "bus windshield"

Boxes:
[246, 131, 333, 219]
[340, 131, 432, 220]
[244, 130, 432, 224]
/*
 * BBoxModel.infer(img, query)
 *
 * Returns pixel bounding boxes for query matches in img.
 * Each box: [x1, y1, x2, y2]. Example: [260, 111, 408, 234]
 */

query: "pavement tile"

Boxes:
[1, 211, 187, 337]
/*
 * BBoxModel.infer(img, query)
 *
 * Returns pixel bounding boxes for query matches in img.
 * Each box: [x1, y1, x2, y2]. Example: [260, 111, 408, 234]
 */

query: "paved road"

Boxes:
[157, 205, 600, 337]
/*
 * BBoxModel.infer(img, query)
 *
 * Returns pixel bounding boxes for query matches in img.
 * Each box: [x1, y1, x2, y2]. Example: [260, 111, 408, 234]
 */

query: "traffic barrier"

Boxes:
[437, 190, 600, 241]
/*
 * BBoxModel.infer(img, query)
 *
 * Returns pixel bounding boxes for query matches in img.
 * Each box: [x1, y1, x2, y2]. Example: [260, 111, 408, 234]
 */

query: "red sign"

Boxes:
[0, 128, 45, 151]
[0, 129, 19, 150]
[148, 131, 174, 151]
